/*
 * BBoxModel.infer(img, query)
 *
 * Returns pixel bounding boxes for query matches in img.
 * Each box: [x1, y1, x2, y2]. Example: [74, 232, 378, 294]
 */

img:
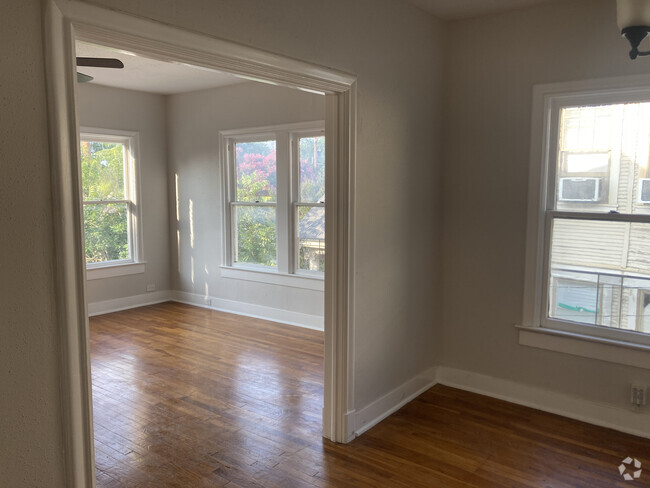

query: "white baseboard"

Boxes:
[87, 290, 172, 316]
[436, 366, 650, 439]
[170, 290, 324, 330]
[349, 366, 438, 440]
[87, 293, 649, 440]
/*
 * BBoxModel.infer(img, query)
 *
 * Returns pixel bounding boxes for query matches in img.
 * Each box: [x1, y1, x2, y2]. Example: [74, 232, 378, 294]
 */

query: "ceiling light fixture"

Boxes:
[618, 0, 650, 59]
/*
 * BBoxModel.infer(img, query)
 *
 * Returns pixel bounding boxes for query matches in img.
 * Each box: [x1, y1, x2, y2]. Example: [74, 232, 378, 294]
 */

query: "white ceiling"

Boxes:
[404, 0, 556, 20]
[75, 41, 247, 95]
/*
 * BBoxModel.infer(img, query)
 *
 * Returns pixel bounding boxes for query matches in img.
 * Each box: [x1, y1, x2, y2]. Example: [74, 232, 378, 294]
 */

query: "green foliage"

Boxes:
[80, 141, 130, 264]
[234, 141, 277, 265]
[83, 204, 129, 263]
[235, 206, 277, 267]
[299, 136, 325, 202]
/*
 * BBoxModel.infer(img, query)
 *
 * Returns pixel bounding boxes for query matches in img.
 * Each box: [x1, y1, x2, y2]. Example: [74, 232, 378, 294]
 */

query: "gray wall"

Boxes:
[77, 83, 171, 303]
[167, 82, 325, 319]
[0, 1, 66, 486]
[442, 0, 650, 411]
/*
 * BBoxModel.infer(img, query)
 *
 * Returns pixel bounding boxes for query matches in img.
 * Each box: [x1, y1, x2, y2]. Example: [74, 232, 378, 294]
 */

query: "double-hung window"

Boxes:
[523, 79, 650, 358]
[79, 129, 141, 273]
[222, 122, 325, 283]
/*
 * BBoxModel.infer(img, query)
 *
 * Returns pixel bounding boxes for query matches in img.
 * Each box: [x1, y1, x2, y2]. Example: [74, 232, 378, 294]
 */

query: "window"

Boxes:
[232, 138, 277, 267]
[79, 129, 141, 270]
[296, 134, 325, 273]
[523, 80, 650, 352]
[221, 122, 325, 281]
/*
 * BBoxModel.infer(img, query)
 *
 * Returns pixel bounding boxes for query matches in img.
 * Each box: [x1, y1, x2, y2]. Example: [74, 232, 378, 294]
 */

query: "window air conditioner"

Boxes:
[559, 177, 600, 202]
[639, 178, 650, 203]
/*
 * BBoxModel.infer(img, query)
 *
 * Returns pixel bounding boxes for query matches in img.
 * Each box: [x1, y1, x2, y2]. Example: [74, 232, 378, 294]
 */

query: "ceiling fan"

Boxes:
[76, 57, 124, 83]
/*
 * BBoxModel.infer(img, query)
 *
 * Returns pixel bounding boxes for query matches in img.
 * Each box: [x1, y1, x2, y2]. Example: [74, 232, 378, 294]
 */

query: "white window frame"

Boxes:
[79, 128, 144, 279]
[520, 75, 650, 368]
[219, 121, 325, 290]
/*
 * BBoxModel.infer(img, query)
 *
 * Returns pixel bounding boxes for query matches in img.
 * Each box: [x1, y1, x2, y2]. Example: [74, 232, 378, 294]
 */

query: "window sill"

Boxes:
[517, 325, 650, 369]
[220, 266, 324, 291]
[86, 262, 146, 280]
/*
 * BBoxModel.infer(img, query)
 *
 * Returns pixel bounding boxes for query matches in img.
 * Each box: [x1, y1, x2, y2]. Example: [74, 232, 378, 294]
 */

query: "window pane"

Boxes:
[556, 103, 650, 213]
[299, 136, 325, 203]
[549, 218, 650, 331]
[235, 140, 276, 202]
[83, 203, 129, 264]
[80, 141, 125, 201]
[297, 205, 325, 272]
[565, 153, 609, 173]
[234, 205, 276, 267]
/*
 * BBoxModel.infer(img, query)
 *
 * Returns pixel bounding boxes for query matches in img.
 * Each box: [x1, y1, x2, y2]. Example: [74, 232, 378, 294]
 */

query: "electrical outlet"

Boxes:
[631, 385, 647, 407]
[146, 284, 156, 292]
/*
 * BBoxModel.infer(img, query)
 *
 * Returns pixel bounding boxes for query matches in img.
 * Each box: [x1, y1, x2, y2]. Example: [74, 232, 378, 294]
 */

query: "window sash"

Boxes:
[536, 90, 650, 345]
[230, 201, 277, 268]
[294, 202, 325, 275]
[79, 131, 138, 268]
[541, 210, 650, 345]
[82, 201, 135, 266]
[296, 133, 326, 204]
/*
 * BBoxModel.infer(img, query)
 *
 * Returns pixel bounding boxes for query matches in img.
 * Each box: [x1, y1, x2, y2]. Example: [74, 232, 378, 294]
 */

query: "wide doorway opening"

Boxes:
[43, 3, 355, 485]
[75, 36, 329, 486]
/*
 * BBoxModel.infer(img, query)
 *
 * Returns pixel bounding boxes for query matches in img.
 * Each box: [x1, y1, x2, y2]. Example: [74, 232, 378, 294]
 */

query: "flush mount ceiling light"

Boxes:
[618, 0, 650, 59]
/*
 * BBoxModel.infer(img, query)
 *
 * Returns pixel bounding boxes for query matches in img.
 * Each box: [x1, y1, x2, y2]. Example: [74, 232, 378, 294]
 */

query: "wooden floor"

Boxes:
[91, 302, 650, 487]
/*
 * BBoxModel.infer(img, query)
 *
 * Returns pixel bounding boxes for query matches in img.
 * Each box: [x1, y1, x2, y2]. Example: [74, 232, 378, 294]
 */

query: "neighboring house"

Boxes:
[549, 103, 650, 332]
[298, 201, 325, 272]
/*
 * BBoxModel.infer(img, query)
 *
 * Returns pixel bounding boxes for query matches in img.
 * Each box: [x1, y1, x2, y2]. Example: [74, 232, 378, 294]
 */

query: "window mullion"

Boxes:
[276, 131, 291, 274]
[548, 209, 650, 223]
[83, 199, 131, 205]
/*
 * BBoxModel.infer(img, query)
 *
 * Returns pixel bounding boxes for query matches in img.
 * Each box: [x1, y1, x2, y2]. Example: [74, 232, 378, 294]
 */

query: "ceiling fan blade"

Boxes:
[77, 72, 94, 83]
[76, 57, 124, 69]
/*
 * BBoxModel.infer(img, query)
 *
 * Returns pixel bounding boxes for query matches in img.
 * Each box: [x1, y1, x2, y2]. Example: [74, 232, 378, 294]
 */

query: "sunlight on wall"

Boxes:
[175, 173, 180, 222]
[189, 198, 195, 249]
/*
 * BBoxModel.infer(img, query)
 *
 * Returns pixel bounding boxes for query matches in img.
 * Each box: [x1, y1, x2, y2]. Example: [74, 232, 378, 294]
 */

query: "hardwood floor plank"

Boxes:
[91, 302, 650, 487]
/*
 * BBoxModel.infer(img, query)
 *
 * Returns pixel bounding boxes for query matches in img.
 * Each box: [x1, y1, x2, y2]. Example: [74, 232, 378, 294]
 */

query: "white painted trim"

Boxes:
[43, 2, 96, 487]
[436, 366, 650, 439]
[518, 326, 650, 369]
[86, 262, 145, 280]
[220, 120, 325, 137]
[57, 0, 355, 94]
[220, 266, 324, 291]
[87, 291, 171, 316]
[171, 291, 324, 330]
[350, 367, 437, 441]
